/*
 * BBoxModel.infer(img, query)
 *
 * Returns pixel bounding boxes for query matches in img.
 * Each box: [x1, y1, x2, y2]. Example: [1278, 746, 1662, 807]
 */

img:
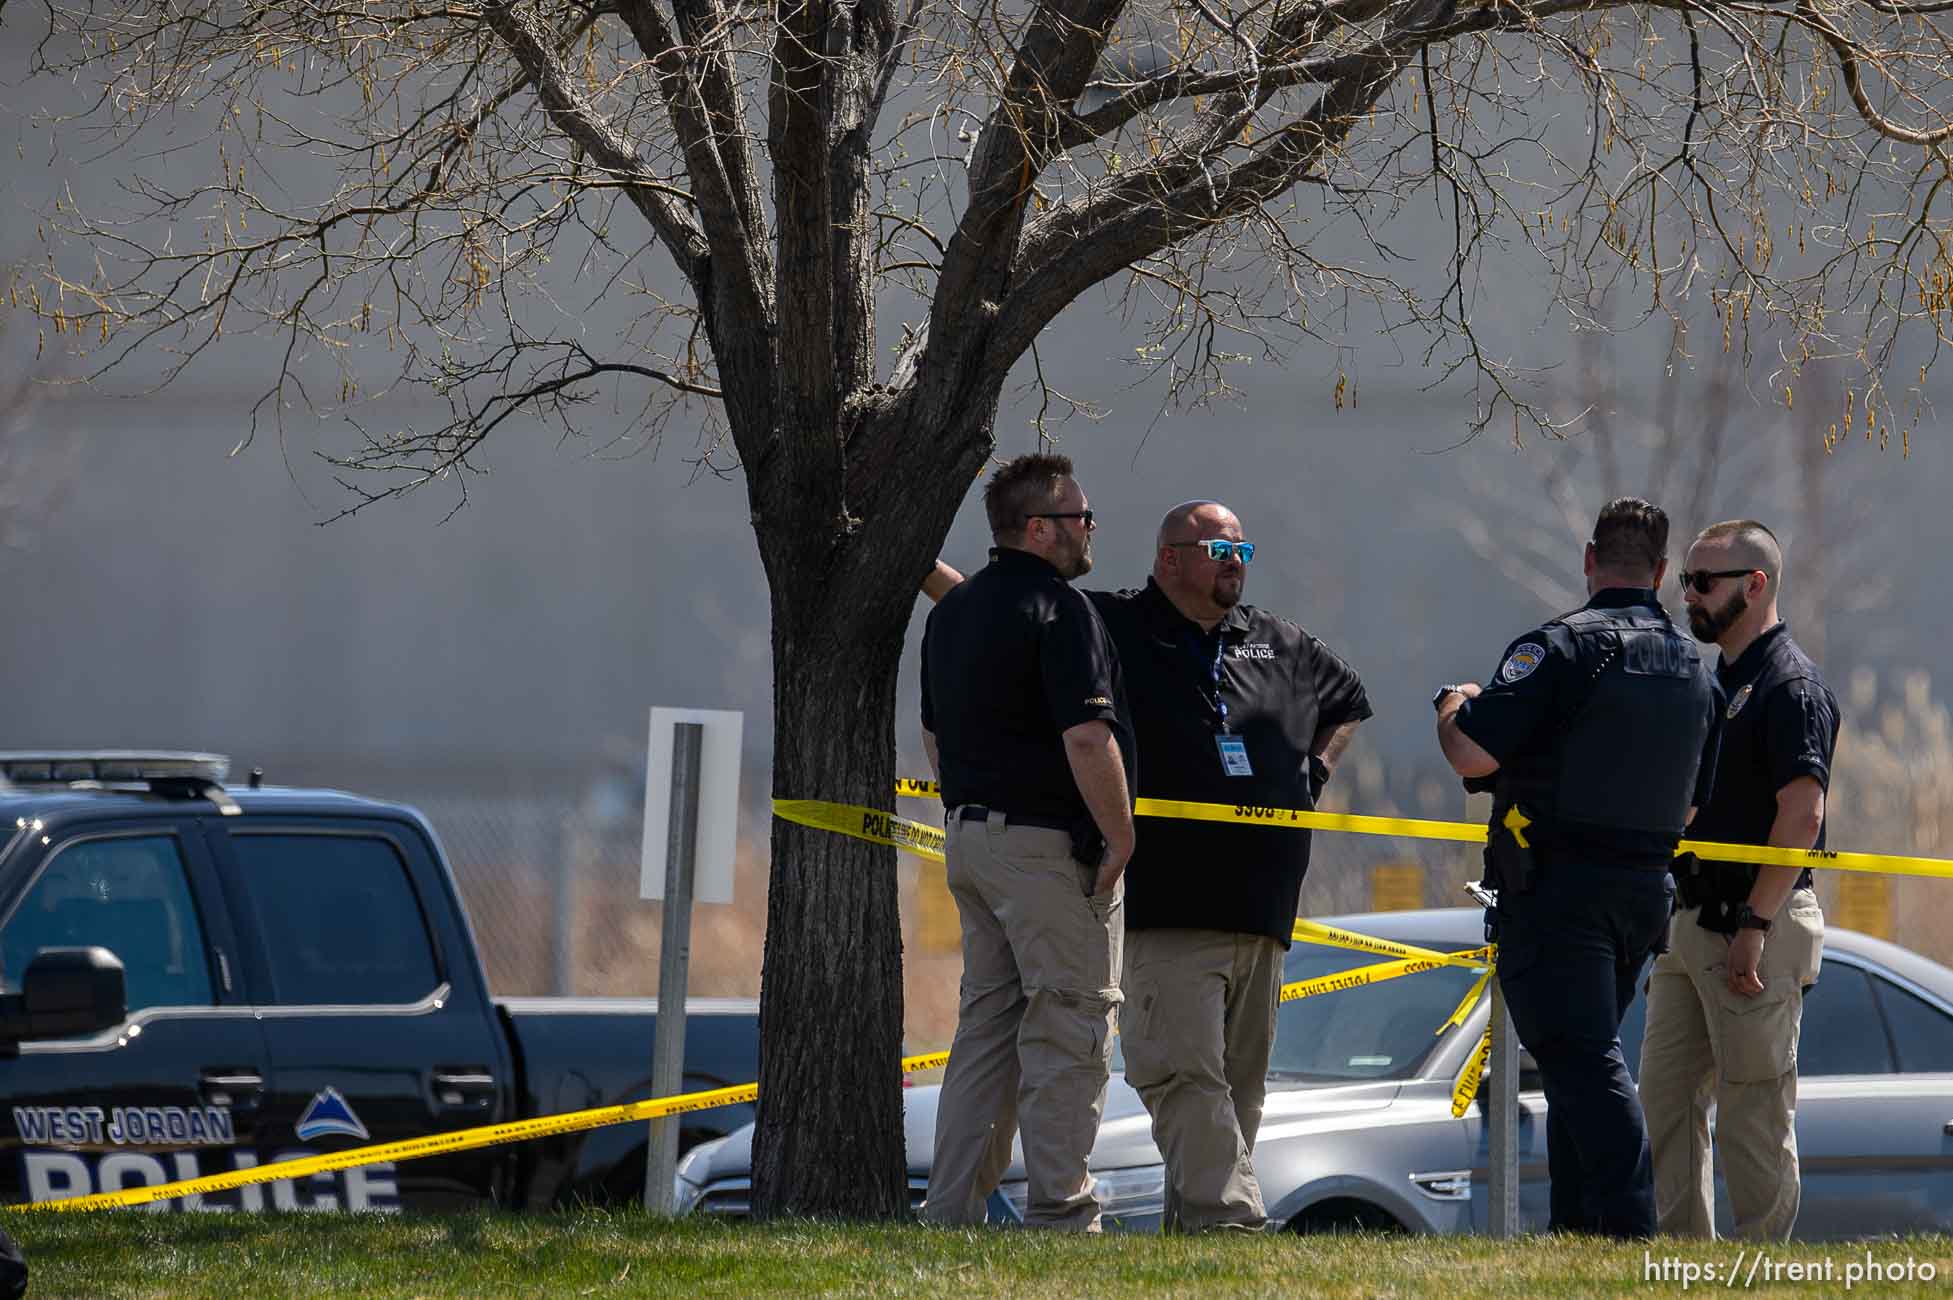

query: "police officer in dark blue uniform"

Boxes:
[1434, 497, 1723, 1237]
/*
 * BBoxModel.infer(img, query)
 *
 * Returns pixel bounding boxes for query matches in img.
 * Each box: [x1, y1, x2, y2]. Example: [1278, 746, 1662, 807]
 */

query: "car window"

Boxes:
[227, 833, 440, 1005]
[1871, 978, 1953, 1074]
[0, 833, 212, 1014]
[1798, 963, 1895, 1076]
[1263, 941, 1488, 1081]
[1616, 959, 1893, 1080]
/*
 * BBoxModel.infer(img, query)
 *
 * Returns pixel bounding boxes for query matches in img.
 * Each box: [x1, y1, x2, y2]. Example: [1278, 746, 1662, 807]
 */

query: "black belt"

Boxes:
[953, 804, 1072, 832]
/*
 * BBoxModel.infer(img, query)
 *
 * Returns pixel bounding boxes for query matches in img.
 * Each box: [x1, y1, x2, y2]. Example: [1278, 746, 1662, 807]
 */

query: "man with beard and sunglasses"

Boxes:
[920, 452, 1137, 1232]
[926, 499, 1372, 1232]
[1640, 519, 1836, 1241]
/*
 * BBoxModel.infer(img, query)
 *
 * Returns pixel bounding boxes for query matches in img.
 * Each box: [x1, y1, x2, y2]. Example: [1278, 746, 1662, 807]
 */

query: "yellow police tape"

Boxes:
[892, 790, 1509, 1116]
[1452, 1024, 1495, 1118]
[1287, 918, 1497, 1115]
[775, 798, 946, 864]
[15, 895, 1506, 1211]
[67, 771, 1850, 1212]
[885, 781, 1953, 881]
[775, 797, 1506, 1118]
[14, 1051, 954, 1213]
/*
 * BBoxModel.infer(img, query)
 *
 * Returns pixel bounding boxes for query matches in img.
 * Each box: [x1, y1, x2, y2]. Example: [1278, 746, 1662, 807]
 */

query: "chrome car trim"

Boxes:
[1408, 1169, 1472, 1201]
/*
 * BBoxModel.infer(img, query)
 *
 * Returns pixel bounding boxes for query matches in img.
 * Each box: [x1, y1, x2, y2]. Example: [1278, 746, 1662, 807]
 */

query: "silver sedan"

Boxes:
[675, 908, 1953, 1237]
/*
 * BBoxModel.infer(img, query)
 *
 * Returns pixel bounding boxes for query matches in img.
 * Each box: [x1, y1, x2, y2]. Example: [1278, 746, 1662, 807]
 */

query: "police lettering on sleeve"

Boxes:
[1040, 585, 1126, 732]
[1452, 627, 1572, 765]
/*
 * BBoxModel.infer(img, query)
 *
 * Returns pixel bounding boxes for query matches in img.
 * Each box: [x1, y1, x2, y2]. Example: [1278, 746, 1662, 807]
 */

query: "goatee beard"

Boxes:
[1688, 589, 1748, 643]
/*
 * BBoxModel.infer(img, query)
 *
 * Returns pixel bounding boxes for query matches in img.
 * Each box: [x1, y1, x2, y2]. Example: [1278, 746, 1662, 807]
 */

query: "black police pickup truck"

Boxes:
[0, 753, 758, 1213]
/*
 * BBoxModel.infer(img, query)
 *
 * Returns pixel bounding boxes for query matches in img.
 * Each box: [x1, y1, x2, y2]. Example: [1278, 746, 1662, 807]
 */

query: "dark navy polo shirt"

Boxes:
[920, 547, 1135, 823]
[1089, 579, 1372, 945]
[1689, 622, 1839, 896]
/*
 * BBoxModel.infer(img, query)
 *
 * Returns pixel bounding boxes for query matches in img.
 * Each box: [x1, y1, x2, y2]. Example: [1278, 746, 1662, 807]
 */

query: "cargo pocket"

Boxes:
[1118, 985, 1167, 1090]
[1784, 898, 1825, 989]
[1714, 985, 1799, 1083]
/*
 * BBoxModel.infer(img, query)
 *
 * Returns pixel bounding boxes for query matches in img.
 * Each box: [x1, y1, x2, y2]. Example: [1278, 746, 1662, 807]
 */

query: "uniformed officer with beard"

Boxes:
[1641, 519, 1835, 1240]
[1435, 497, 1723, 1238]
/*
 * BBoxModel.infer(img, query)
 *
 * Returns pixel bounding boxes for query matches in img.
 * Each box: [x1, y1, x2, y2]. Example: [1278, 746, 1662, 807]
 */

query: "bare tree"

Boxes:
[1446, 328, 1891, 665]
[8, 0, 1952, 1214]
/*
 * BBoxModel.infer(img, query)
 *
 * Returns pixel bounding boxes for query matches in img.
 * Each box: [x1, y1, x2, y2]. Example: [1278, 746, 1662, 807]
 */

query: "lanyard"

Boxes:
[1208, 634, 1230, 734]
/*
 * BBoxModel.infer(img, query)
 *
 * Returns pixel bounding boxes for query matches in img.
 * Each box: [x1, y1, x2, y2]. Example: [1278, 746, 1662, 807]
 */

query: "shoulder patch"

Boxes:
[1499, 643, 1547, 683]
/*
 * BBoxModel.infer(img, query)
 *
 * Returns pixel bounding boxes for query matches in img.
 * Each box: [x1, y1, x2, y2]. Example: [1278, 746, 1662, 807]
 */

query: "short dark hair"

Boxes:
[984, 452, 1073, 541]
[1695, 519, 1783, 591]
[1591, 496, 1669, 574]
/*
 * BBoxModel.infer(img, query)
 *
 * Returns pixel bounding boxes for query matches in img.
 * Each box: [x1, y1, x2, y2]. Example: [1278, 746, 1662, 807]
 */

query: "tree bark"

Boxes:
[750, 573, 911, 1218]
[747, 397, 996, 1217]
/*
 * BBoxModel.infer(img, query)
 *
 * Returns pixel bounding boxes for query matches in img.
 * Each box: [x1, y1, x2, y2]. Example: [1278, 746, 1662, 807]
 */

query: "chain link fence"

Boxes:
[403, 739, 1488, 1055]
[410, 794, 768, 1003]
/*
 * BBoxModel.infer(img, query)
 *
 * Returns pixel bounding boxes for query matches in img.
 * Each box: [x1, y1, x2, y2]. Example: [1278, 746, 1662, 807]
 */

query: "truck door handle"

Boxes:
[431, 1069, 497, 1109]
[200, 1070, 264, 1108]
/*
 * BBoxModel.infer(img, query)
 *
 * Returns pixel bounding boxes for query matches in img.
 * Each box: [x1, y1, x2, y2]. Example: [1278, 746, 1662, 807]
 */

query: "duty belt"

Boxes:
[952, 805, 1073, 832]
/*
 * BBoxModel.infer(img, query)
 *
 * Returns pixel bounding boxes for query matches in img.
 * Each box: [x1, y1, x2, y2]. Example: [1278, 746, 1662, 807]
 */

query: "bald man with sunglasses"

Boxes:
[927, 500, 1372, 1231]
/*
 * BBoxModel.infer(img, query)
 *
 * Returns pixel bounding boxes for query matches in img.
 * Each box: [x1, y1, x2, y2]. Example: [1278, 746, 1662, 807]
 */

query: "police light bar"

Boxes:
[0, 752, 231, 786]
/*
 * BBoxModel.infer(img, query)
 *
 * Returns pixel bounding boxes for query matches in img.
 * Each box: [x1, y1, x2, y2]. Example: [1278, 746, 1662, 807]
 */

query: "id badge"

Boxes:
[1216, 734, 1254, 777]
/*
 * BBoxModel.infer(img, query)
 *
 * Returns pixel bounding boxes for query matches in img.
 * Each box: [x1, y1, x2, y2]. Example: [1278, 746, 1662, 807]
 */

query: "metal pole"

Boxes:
[645, 722, 704, 1212]
[553, 820, 580, 997]
[1486, 978, 1521, 1237]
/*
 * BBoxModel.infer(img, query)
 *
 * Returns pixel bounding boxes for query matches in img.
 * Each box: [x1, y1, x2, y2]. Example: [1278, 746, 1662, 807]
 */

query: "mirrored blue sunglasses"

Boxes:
[1171, 539, 1255, 563]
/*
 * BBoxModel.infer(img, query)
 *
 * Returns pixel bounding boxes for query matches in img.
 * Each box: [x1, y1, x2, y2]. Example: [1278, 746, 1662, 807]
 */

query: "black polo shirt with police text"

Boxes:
[1688, 622, 1838, 899]
[1089, 580, 1371, 946]
[920, 547, 1135, 824]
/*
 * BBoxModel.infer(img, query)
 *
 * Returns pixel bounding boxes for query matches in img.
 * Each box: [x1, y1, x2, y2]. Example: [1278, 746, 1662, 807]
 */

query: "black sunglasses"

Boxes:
[1678, 568, 1757, 594]
[1025, 510, 1095, 529]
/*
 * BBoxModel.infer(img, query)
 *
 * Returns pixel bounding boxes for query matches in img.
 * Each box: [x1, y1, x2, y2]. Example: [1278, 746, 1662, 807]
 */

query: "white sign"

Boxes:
[640, 707, 743, 905]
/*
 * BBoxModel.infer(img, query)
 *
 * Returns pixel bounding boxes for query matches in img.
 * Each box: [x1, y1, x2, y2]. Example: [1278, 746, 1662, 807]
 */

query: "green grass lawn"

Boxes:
[6, 1213, 1952, 1298]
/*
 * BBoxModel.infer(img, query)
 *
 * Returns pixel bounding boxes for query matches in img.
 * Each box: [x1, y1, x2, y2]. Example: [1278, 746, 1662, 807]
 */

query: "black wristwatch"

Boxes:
[1432, 684, 1463, 713]
[1731, 902, 1773, 933]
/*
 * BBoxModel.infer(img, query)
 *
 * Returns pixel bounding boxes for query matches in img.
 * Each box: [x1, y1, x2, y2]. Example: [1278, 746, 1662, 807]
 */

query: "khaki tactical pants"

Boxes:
[1640, 889, 1824, 1240]
[923, 812, 1123, 1232]
[1120, 927, 1284, 1231]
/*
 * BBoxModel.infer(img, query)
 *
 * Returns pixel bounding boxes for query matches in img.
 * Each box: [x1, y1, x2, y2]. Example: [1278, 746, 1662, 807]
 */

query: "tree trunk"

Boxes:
[749, 577, 912, 1218]
[743, 381, 998, 1216]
